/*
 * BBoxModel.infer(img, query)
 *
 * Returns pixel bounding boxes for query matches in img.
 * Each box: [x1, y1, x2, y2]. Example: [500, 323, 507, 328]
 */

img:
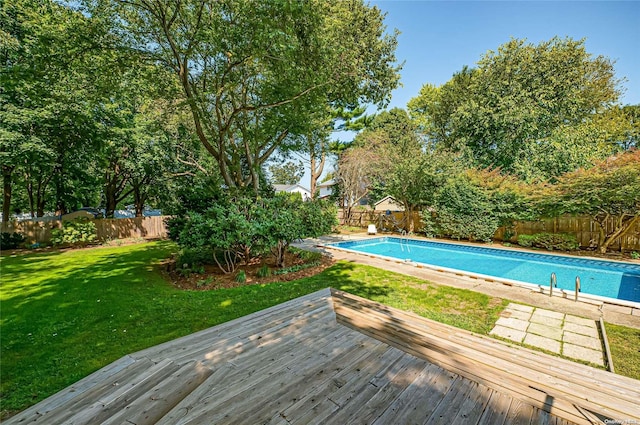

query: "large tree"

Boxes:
[0, 0, 122, 219]
[268, 161, 304, 186]
[347, 108, 435, 230]
[109, 0, 400, 193]
[409, 37, 627, 181]
[334, 144, 382, 224]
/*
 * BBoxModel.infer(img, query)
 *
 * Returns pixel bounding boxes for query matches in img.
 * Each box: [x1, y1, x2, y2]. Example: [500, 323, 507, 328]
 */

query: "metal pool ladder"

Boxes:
[549, 273, 581, 301]
[400, 230, 410, 253]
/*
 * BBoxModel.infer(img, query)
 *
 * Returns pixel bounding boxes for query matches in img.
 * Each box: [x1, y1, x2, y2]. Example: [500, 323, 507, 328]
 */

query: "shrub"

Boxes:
[178, 199, 258, 274]
[424, 176, 498, 242]
[289, 247, 323, 263]
[262, 196, 337, 268]
[1, 232, 26, 249]
[517, 233, 579, 251]
[273, 261, 321, 275]
[176, 247, 216, 269]
[50, 219, 97, 247]
[176, 195, 336, 273]
[257, 265, 271, 278]
[165, 216, 188, 243]
[235, 270, 247, 283]
[516, 234, 535, 248]
[196, 276, 215, 288]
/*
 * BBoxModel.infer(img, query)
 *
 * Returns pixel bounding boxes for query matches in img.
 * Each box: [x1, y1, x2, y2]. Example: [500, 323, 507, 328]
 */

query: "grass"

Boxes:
[605, 322, 640, 378]
[1, 241, 639, 417]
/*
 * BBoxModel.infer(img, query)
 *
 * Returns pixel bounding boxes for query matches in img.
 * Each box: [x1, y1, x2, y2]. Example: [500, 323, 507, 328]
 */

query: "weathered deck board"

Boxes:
[371, 363, 458, 425]
[333, 300, 592, 423]
[6, 354, 138, 423]
[336, 289, 639, 400]
[7, 287, 639, 425]
[101, 360, 213, 425]
[135, 293, 335, 364]
[476, 390, 513, 425]
[332, 289, 640, 424]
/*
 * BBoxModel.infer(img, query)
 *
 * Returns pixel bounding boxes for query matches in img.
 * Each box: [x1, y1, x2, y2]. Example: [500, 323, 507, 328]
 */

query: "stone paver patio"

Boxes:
[490, 303, 605, 366]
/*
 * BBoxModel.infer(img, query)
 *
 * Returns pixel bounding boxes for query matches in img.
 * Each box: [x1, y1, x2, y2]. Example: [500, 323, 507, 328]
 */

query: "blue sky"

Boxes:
[372, 0, 640, 109]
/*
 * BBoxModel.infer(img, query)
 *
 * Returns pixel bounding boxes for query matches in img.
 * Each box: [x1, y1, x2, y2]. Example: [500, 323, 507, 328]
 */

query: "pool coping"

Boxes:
[321, 235, 640, 311]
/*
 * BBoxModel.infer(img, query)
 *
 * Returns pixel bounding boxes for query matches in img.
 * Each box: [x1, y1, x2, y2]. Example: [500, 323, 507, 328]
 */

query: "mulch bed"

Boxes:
[163, 251, 335, 291]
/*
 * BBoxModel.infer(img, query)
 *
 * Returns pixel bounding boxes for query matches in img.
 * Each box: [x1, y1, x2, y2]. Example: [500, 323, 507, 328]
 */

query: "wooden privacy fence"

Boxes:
[496, 215, 640, 252]
[338, 210, 640, 252]
[1, 216, 169, 245]
[338, 210, 422, 232]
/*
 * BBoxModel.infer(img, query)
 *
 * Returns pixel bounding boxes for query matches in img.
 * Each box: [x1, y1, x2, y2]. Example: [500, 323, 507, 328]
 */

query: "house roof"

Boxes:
[7, 289, 639, 424]
[273, 184, 310, 193]
[373, 195, 401, 206]
[317, 178, 335, 188]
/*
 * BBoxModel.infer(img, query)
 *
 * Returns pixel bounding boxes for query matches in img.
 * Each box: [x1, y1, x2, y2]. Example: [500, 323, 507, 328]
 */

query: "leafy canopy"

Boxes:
[107, 0, 401, 193]
[409, 37, 628, 181]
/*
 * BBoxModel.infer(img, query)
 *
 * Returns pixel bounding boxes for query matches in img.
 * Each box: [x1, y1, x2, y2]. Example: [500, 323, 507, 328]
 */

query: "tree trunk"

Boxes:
[405, 203, 414, 233]
[2, 165, 14, 223]
[105, 195, 117, 218]
[599, 215, 640, 254]
[54, 164, 69, 216]
[133, 186, 144, 217]
[26, 180, 35, 218]
[36, 197, 46, 218]
[309, 145, 325, 200]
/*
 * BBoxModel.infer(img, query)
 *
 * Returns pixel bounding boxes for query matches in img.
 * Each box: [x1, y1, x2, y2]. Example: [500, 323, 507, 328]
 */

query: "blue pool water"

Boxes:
[330, 237, 640, 303]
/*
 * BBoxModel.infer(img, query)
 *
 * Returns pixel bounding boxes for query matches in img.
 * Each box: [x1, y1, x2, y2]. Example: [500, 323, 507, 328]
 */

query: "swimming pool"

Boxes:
[328, 237, 640, 305]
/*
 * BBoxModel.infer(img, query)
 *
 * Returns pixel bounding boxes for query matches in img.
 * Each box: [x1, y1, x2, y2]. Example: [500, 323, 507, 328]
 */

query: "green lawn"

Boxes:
[1, 241, 638, 418]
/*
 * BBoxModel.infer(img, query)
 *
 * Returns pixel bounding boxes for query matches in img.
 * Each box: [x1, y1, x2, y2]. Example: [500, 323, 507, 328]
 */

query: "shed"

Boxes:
[374, 195, 405, 212]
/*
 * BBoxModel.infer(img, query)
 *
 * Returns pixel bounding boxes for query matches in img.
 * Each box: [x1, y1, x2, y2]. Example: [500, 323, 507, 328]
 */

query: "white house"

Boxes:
[316, 179, 335, 199]
[273, 184, 312, 201]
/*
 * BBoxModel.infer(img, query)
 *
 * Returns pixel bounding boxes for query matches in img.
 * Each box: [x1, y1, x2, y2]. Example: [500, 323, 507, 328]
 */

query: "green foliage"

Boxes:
[196, 276, 215, 288]
[176, 195, 336, 272]
[290, 247, 323, 263]
[50, 219, 97, 247]
[409, 38, 626, 181]
[273, 261, 321, 276]
[112, 0, 400, 192]
[517, 233, 579, 251]
[631, 251, 640, 260]
[516, 235, 535, 247]
[176, 247, 215, 269]
[502, 228, 516, 242]
[268, 161, 305, 185]
[177, 198, 257, 274]
[261, 196, 336, 268]
[540, 150, 640, 253]
[420, 169, 534, 242]
[1, 232, 26, 250]
[257, 265, 271, 278]
[234, 270, 247, 284]
[424, 176, 498, 242]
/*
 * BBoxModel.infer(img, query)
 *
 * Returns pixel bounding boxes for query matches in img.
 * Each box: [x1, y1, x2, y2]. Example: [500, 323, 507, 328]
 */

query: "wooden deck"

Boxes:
[7, 288, 640, 425]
